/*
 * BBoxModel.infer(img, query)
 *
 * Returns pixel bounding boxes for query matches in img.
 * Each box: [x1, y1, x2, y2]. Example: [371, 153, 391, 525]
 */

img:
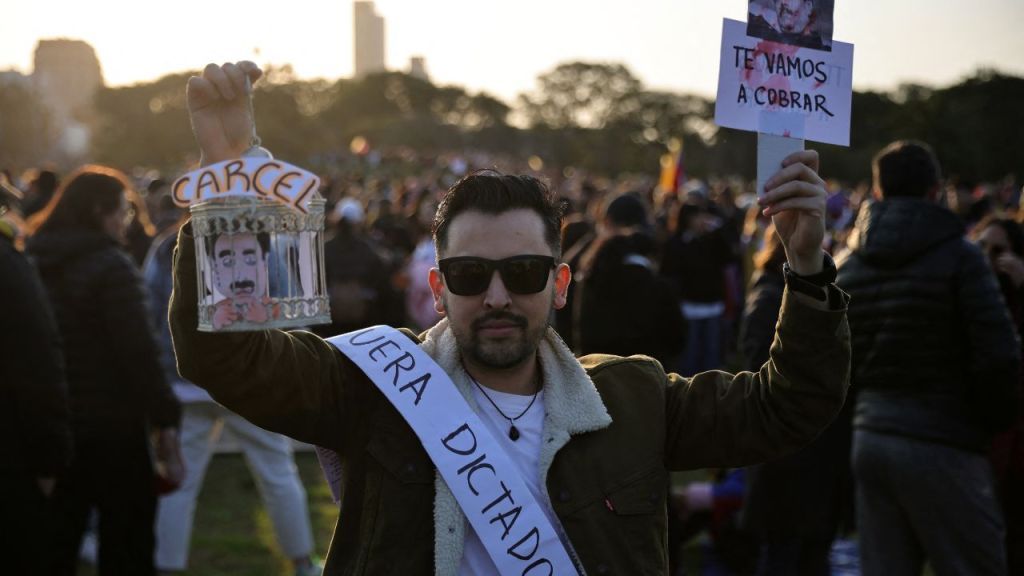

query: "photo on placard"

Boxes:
[747, 0, 834, 52]
[201, 231, 276, 330]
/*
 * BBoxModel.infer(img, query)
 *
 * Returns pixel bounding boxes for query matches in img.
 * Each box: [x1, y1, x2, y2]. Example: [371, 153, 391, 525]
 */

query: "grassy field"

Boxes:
[75, 450, 867, 576]
[73, 455, 708, 575]
[81, 452, 338, 576]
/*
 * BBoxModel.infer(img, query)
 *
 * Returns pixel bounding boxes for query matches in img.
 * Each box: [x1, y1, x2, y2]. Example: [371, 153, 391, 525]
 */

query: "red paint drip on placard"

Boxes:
[746, 39, 803, 112]
[755, 40, 800, 57]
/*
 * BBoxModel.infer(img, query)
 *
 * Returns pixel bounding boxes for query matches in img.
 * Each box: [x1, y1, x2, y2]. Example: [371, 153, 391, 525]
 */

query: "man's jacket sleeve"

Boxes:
[664, 285, 851, 469]
[169, 222, 365, 452]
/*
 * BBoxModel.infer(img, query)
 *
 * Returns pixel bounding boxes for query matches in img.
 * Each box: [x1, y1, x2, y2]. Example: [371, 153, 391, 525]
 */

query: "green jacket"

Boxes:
[169, 225, 851, 575]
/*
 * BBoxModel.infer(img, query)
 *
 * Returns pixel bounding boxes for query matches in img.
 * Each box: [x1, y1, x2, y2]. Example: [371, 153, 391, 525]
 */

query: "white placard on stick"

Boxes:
[714, 18, 854, 146]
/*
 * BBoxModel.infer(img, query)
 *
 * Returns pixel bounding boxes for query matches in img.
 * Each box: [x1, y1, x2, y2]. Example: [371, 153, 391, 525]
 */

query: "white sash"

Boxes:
[323, 325, 579, 576]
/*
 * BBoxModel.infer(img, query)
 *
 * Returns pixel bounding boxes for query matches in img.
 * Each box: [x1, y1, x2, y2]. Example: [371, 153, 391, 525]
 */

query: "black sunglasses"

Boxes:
[438, 255, 556, 296]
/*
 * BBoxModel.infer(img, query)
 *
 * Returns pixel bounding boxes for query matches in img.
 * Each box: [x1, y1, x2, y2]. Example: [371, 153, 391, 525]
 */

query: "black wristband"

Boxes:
[783, 253, 837, 301]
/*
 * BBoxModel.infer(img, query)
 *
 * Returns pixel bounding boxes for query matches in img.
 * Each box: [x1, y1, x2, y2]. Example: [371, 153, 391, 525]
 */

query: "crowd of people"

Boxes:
[1, 62, 1022, 576]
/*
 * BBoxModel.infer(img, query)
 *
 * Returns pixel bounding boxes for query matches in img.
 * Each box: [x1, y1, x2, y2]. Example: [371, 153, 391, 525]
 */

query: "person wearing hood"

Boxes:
[26, 165, 182, 575]
[836, 141, 1019, 575]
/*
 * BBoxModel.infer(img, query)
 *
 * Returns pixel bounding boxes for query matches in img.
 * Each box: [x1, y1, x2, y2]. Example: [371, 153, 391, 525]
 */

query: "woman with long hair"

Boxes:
[973, 214, 1024, 575]
[739, 224, 854, 576]
[27, 165, 181, 575]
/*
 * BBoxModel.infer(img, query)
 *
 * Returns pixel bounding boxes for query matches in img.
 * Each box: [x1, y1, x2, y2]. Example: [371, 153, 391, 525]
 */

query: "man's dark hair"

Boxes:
[205, 231, 271, 261]
[873, 140, 942, 199]
[432, 170, 564, 259]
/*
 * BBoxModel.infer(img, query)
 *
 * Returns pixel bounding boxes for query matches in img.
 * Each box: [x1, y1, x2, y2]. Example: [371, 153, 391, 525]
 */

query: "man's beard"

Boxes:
[452, 308, 547, 369]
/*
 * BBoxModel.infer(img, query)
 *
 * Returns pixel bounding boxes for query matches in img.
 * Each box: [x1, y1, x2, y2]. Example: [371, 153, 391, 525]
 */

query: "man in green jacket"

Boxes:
[170, 61, 851, 576]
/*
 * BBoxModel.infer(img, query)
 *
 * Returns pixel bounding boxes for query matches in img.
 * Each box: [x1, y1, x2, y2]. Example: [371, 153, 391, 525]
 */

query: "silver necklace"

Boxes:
[468, 374, 540, 441]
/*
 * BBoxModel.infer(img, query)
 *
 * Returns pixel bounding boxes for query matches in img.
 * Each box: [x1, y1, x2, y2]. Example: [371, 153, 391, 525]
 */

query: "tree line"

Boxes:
[1, 62, 1021, 186]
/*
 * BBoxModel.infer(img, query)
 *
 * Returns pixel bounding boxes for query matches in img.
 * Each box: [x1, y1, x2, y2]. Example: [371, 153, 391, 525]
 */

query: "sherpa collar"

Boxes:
[418, 318, 613, 575]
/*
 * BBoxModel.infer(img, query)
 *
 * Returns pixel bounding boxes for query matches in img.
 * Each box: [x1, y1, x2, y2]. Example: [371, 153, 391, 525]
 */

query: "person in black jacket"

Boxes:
[0, 183, 72, 574]
[572, 193, 686, 368]
[740, 225, 853, 575]
[973, 215, 1024, 575]
[739, 226, 788, 371]
[837, 141, 1019, 575]
[314, 198, 405, 338]
[26, 165, 182, 576]
[660, 201, 735, 375]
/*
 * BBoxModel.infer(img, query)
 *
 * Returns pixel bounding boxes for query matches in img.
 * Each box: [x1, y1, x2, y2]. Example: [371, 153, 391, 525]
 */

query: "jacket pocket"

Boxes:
[557, 466, 668, 575]
[603, 468, 666, 574]
[604, 468, 663, 515]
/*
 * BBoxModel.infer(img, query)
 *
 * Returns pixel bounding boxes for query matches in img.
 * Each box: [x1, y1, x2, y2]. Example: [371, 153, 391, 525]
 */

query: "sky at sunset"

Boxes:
[3, 0, 1022, 101]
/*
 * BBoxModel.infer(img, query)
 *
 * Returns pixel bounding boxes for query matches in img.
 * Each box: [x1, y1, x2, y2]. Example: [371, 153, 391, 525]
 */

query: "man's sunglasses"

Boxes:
[438, 255, 556, 296]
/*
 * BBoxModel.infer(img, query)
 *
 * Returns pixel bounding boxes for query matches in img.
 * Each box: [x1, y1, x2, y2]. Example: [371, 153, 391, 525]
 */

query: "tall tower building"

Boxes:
[32, 39, 104, 159]
[354, 1, 386, 78]
[408, 56, 429, 82]
[33, 39, 103, 122]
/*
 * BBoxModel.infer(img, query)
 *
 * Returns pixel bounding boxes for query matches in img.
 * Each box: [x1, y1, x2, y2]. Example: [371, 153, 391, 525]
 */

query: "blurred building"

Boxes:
[32, 39, 103, 160]
[0, 70, 31, 87]
[34, 39, 103, 119]
[409, 56, 429, 82]
[354, 1, 386, 78]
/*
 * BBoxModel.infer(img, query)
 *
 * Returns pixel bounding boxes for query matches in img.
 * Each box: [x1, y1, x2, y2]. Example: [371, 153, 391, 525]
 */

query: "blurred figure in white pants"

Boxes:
[144, 229, 321, 576]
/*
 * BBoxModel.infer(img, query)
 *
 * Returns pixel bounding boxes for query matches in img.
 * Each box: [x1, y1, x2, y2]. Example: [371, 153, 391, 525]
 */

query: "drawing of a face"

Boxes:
[211, 233, 268, 299]
[776, 0, 813, 34]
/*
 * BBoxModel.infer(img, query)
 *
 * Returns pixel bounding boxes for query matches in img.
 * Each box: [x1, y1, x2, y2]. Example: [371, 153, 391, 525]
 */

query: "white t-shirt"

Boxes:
[459, 386, 559, 575]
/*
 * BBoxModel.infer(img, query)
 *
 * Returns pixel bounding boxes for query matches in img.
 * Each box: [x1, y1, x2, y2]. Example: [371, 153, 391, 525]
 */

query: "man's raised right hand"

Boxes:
[187, 61, 262, 166]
